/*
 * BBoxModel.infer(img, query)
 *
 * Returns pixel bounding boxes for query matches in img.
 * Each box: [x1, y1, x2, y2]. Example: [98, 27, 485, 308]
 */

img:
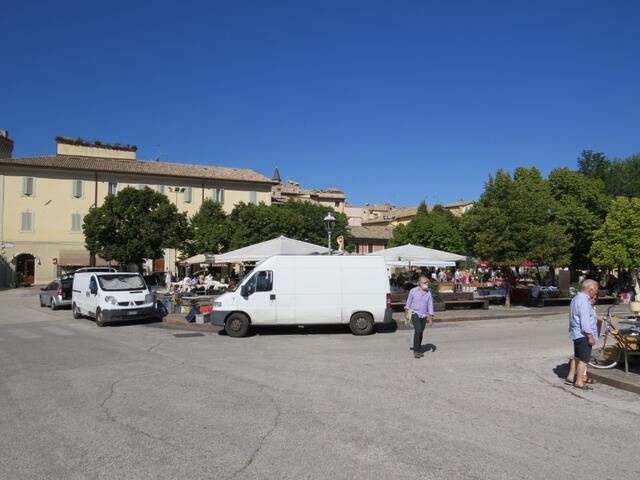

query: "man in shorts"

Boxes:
[567, 279, 599, 390]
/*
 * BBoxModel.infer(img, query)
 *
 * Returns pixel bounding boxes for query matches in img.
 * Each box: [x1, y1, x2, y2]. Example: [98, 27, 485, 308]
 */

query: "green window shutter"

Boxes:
[72, 180, 83, 198]
[185, 187, 193, 203]
[21, 212, 33, 231]
[71, 213, 82, 232]
[219, 189, 225, 204]
[250, 191, 257, 204]
[23, 177, 34, 196]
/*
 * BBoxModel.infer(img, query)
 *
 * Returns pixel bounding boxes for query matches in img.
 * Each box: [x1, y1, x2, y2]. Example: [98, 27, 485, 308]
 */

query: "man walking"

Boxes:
[405, 276, 434, 359]
[567, 279, 599, 390]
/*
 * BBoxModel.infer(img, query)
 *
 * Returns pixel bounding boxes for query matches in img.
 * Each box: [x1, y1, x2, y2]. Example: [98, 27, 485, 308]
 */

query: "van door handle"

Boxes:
[270, 294, 276, 301]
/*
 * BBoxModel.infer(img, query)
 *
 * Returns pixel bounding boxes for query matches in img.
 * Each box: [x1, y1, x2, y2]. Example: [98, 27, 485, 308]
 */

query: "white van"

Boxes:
[211, 255, 392, 337]
[72, 272, 157, 326]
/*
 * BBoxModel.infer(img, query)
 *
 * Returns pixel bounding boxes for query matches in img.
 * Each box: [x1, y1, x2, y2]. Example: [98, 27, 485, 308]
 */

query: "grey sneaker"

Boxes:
[414, 351, 421, 358]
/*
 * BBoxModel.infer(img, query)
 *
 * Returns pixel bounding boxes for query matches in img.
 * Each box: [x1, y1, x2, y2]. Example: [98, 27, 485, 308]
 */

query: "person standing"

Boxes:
[567, 279, 599, 390]
[405, 276, 434, 359]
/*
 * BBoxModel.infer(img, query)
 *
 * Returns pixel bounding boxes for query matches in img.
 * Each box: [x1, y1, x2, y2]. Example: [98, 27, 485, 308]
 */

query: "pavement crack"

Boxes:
[229, 385, 282, 480]
[146, 339, 166, 353]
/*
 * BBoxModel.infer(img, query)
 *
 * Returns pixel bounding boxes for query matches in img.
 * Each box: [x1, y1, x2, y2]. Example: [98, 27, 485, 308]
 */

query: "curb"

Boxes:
[587, 371, 640, 395]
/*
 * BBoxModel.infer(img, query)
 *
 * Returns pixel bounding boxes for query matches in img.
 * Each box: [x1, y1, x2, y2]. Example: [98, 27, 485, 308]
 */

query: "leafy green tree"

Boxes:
[226, 200, 351, 251]
[390, 202, 465, 253]
[548, 168, 609, 269]
[590, 196, 640, 268]
[577, 150, 611, 182]
[83, 187, 191, 268]
[462, 167, 571, 267]
[185, 199, 228, 256]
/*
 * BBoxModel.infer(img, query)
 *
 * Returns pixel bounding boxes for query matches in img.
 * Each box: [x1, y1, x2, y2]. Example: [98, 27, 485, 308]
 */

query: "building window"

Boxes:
[22, 177, 34, 196]
[355, 244, 360, 254]
[216, 188, 225, 204]
[184, 187, 193, 203]
[21, 211, 33, 232]
[249, 191, 257, 204]
[71, 213, 83, 232]
[72, 180, 83, 198]
[108, 182, 118, 195]
[335, 201, 340, 207]
[156, 185, 164, 195]
[367, 243, 373, 253]
[138, 183, 146, 190]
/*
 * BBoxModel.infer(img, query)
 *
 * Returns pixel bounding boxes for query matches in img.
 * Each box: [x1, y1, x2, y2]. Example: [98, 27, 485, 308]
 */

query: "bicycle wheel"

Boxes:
[589, 345, 619, 369]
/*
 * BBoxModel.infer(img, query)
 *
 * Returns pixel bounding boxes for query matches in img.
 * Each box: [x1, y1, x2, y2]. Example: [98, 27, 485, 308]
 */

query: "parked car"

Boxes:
[211, 255, 393, 337]
[39, 276, 74, 310]
[72, 271, 158, 326]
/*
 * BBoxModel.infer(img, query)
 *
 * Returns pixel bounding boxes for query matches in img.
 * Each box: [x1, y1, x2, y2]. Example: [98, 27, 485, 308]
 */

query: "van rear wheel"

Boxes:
[72, 303, 82, 319]
[225, 313, 250, 337]
[350, 312, 374, 335]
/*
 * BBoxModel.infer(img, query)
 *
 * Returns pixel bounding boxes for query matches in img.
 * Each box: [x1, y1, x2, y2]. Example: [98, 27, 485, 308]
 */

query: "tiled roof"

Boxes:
[363, 206, 418, 224]
[349, 225, 393, 240]
[0, 155, 274, 184]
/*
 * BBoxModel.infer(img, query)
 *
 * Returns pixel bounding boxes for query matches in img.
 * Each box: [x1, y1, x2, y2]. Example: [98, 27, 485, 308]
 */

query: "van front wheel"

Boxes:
[350, 312, 374, 336]
[96, 310, 106, 327]
[225, 313, 250, 337]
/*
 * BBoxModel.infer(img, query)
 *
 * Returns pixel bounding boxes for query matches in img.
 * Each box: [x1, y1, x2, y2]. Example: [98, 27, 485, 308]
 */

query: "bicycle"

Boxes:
[589, 306, 640, 373]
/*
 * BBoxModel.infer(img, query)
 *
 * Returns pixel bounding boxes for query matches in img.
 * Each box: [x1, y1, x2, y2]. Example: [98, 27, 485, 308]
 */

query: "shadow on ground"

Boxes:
[218, 321, 399, 337]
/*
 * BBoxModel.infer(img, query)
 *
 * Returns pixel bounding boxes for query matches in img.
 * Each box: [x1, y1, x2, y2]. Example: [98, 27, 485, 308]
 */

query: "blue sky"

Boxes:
[2, 0, 639, 207]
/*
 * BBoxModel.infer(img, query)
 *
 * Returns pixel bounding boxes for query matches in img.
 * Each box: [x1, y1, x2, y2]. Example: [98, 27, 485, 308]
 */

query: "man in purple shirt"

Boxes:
[405, 276, 434, 358]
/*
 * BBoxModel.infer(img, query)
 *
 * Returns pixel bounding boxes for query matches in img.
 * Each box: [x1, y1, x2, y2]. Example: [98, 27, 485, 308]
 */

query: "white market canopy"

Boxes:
[367, 243, 466, 266]
[214, 235, 330, 263]
[181, 253, 219, 265]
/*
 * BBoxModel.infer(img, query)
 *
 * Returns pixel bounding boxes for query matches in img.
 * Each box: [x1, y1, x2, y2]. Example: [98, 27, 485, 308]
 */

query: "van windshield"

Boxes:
[98, 274, 146, 291]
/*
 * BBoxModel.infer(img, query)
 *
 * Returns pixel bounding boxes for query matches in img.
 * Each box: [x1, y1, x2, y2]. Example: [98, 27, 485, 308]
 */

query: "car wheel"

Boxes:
[349, 312, 374, 336]
[95, 309, 106, 327]
[72, 303, 82, 319]
[50, 298, 57, 311]
[225, 313, 250, 337]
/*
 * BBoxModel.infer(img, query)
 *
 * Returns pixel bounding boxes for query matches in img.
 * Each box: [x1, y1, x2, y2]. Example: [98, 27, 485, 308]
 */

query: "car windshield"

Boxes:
[97, 274, 146, 291]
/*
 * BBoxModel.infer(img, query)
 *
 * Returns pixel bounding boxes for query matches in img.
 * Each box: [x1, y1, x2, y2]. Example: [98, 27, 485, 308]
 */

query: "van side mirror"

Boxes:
[90, 286, 98, 295]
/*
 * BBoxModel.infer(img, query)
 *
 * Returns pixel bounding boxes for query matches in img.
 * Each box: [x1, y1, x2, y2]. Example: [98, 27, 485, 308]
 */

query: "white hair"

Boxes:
[580, 279, 598, 292]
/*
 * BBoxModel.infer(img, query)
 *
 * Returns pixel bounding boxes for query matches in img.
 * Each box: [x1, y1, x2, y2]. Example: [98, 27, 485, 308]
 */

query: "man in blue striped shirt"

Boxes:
[567, 279, 599, 390]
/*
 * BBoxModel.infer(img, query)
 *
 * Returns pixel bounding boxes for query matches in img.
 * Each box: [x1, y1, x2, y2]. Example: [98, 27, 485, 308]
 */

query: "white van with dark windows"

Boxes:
[211, 255, 392, 337]
[72, 272, 157, 326]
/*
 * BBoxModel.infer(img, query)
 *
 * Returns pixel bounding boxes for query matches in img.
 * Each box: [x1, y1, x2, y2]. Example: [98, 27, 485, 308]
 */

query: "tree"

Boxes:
[590, 196, 640, 268]
[462, 167, 571, 267]
[225, 200, 351, 251]
[548, 168, 609, 269]
[83, 187, 191, 268]
[390, 202, 465, 253]
[577, 150, 611, 182]
[185, 199, 228, 256]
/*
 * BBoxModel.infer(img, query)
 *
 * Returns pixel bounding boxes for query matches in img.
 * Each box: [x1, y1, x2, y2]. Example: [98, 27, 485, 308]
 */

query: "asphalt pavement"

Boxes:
[1, 287, 638, 480]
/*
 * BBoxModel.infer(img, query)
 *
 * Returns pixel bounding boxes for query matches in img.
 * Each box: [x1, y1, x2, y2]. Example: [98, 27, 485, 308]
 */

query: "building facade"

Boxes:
[348, 225, 393, 254]
[271, 170, 346, 213]
[0, 134, 274, 286]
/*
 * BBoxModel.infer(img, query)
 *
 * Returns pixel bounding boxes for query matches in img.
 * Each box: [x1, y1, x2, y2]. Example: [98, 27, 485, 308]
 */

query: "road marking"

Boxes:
[7, 329, 41, 339]
[40, 326, 76, 336]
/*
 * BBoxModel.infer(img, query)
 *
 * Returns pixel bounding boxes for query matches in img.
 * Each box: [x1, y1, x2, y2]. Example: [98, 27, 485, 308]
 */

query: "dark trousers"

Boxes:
[411, 313, 427, 352]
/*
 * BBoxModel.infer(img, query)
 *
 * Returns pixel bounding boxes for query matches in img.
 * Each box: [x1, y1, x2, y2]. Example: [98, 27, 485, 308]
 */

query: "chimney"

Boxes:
[0, 130, 14, 158]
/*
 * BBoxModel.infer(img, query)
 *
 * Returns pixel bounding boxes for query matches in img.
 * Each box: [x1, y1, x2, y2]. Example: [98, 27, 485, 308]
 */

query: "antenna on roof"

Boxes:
[154, 144, 163, 162]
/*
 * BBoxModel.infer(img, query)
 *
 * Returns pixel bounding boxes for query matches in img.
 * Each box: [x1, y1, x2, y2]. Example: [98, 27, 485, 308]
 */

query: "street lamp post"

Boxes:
[324, 213, 336, 255]
[168, 187, 186, 271]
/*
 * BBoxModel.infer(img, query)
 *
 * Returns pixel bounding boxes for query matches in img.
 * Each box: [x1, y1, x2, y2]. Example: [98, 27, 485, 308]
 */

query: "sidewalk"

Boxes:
[160, 304, 569, 333]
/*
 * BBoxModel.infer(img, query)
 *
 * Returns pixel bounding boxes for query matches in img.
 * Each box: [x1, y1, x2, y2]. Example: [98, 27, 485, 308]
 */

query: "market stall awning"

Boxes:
[367, 243, 466, 265]
[214, 236, 330, 263]
[58, 249, 110, 267]
[181, 253, 220, 265]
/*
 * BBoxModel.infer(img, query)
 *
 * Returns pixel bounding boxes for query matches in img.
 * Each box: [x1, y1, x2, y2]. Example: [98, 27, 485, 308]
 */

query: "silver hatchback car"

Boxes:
[39, 276, 74, 310]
